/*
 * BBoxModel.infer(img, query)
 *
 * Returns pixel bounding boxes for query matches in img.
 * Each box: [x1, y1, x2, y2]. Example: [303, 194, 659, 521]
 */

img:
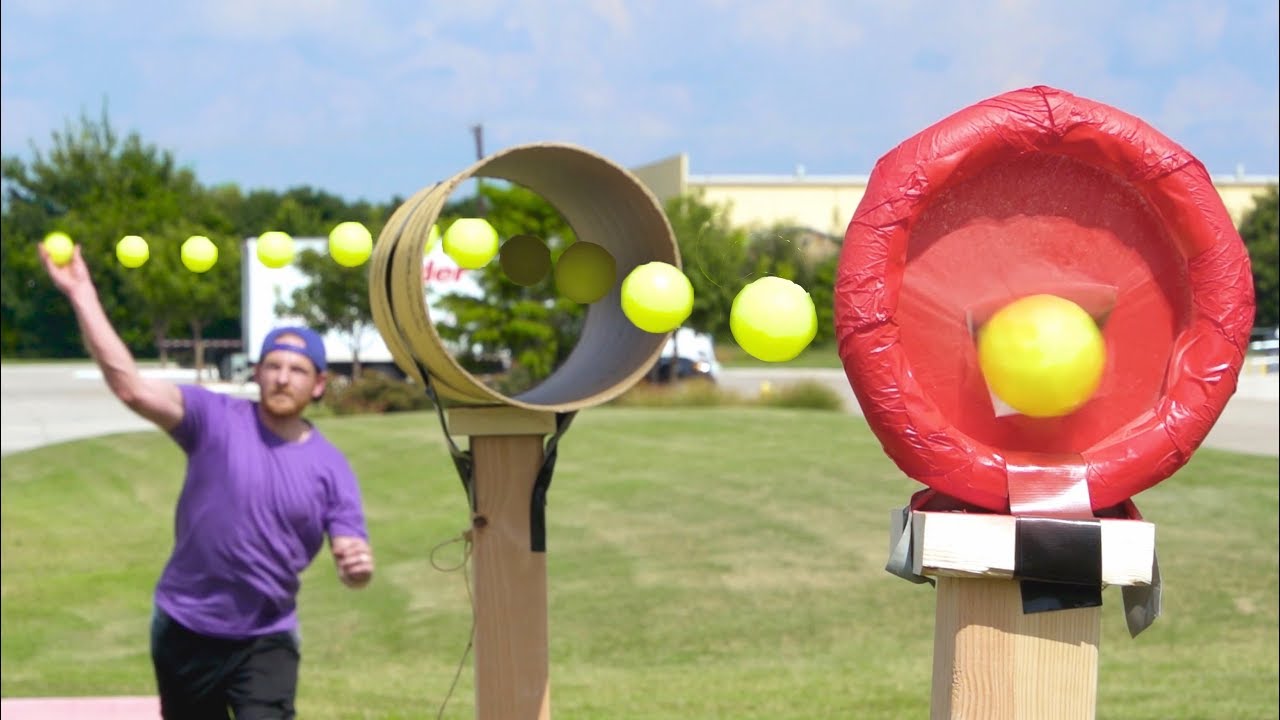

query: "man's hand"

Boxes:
[331, 535, 374, 589]
[39, 243, 95, 300]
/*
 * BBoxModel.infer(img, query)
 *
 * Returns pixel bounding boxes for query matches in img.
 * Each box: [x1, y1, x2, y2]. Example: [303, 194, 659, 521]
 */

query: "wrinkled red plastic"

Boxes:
[836, 85, 1255, 513]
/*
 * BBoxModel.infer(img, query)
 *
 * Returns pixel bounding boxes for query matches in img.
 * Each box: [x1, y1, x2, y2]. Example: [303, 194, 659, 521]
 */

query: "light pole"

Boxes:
[472, 124, 486, 216]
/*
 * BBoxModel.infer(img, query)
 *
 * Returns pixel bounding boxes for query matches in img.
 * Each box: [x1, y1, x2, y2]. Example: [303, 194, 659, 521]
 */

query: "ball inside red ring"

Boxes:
[834, 86, 1255, 512]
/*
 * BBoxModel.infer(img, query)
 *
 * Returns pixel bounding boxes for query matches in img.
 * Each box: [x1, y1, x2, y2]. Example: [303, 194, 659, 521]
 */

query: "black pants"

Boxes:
[150, 608, 300, 720]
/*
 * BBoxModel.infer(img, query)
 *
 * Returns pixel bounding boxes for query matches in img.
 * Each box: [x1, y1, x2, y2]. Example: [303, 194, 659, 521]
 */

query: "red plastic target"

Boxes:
[835, 86, 1255, 513]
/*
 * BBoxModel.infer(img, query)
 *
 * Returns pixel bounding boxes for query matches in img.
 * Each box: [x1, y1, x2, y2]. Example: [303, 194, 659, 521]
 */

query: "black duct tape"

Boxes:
[1015, 516, 1103, 613]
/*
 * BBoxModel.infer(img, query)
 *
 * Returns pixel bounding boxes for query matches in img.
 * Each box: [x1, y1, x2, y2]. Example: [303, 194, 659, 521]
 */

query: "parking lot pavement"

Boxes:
[1, 363, 256, 456]
[2, 363, 1276, 458]
[719, 368, 1279, 458]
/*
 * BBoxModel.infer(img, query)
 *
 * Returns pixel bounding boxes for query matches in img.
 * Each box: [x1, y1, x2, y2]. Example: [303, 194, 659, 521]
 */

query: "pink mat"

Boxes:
[0, 697, 159, 719]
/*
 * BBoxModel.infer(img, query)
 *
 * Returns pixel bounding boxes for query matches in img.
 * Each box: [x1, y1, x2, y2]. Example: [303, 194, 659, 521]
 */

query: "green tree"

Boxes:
[747, 225, 841, 346]
[663, 193, 749, 342]
[215, 182, 394, 377]
[1, 108, 238, 363]
[263, 190, 345, 237]
[433, 183, 581, 389]
[1239, 185, 1279, 328]
[745, 224, 811, 287]
[208, 186, 284, 239]
[121, 225, 237, 369]
[276, 248, 375, 377]
[808, 255, 839, 346]
[209, 184, 391, 240]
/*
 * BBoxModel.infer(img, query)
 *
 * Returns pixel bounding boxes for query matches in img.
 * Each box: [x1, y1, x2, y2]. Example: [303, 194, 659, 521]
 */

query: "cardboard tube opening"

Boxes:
[370, 142, 680, 412]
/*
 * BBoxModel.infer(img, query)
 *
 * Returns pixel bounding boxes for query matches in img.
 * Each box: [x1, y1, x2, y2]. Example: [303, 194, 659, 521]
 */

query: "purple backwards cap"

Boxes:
[259, 326, 327, 372]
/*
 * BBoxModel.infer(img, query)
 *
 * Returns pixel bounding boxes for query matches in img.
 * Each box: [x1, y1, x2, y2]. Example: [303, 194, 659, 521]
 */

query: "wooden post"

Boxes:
[931, 577, 1100, 719]
[894, 509, 1156, 720]
[448, 406, 558, 720]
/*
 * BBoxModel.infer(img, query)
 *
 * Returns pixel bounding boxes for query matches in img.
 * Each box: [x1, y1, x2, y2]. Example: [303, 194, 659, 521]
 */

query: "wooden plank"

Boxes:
[932, 576, 1100, 720]
[448, 406, 557, 437]
[471, 434, 551, 720]
[912, 511, 1154, 586]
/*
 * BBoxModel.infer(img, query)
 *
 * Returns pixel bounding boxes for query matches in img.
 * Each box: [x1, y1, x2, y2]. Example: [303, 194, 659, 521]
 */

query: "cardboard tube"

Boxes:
[368, 183, 435, 387]
[370, 142, 680, 411]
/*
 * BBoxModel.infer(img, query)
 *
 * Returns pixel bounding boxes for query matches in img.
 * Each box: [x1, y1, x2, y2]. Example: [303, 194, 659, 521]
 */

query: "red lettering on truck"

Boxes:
[422, 260, 466, 284]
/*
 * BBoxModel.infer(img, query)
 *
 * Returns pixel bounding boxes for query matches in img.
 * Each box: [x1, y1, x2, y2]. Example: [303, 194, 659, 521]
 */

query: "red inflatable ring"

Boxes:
[835, 85, 1255, 513]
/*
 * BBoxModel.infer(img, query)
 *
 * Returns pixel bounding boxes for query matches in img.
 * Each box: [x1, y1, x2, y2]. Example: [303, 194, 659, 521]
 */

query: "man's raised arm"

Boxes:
[40, 244, 184, 431]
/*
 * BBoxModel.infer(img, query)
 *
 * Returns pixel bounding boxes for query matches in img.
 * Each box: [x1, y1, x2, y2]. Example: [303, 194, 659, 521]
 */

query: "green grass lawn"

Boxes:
[2, 408, 1277, 719]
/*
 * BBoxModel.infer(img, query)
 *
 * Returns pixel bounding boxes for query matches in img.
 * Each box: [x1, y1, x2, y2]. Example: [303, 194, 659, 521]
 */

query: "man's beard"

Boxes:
[262, 390, 305, 418]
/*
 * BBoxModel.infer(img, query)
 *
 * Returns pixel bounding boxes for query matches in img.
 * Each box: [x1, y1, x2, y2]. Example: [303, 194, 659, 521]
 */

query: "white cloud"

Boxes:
[1160, 65, 1280, 160]
[1, 0, 1274, 200]
[1120, 1, 1228, 67]
[718, 0, 865, 52]
[0, 95, 57, 152]
[189, 0, 387, 44]
[585, 0, 633, 34]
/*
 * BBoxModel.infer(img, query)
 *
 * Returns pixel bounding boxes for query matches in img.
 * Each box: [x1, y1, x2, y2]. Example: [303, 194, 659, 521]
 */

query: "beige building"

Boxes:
[632, 153, 1277, 241]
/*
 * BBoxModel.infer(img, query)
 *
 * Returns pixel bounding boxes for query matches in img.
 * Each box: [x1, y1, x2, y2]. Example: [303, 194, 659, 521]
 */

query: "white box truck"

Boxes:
[234, 235, 482, 380]
[234, 235, 720, 384]
[652, 326, 722, 383]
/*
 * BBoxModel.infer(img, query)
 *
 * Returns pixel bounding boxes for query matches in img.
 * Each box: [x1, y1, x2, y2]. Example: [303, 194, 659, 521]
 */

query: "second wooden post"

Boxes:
[450, 406, 558, 720]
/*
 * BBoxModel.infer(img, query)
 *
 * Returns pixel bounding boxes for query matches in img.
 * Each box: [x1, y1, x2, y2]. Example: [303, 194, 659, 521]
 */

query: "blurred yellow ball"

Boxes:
[181, 235, 218, 273]
[977, 294, 1106, 418]
[116, 235, 150, 268]
[554, 241, 616, 304]
[730, 276, 817, 362]
[499, 234, 552, 286]
[329, 222, 373, 268]
[426, 223, 442, 253]
[257, 231, 294, 269]
[620, 262, 693, 333]
[443, 218, 499, 269]
[43, 231, 75, 266]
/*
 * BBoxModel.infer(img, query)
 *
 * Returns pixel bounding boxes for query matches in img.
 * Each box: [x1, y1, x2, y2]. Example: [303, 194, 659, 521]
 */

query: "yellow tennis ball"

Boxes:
[442, 218, 499, 269]
[730, 276, 818, 362]
[499, 234, 552, 286]
[329, 222, 373, 268]
[977, 294, 1106, 418]
[257, 231, 294, 269]
[116, 235, 149, 268]
[427, 223, 442, 253]
[42, 231, 75, 266]
[554, 241, 616, 304]
[621, 262, 694, 333]
[181, 235, 218, 273]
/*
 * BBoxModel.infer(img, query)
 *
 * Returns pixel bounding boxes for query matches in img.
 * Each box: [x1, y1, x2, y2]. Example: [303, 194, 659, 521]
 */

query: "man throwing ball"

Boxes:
[41, 243, 375, 720]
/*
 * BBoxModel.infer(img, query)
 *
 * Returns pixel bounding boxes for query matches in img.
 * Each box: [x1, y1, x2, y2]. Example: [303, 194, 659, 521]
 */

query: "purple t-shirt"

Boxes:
[154, 385, 368, 639]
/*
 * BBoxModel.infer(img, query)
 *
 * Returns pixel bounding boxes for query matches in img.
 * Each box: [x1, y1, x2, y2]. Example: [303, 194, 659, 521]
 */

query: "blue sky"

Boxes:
[3, 0, 1277, 203]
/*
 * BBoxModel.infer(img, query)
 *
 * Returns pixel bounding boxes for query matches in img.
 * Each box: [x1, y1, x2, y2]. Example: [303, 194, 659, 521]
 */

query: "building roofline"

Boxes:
[1209, 174, 1280, 185]
[686, 172, 1277, 187]
[688, 173, 872, 186]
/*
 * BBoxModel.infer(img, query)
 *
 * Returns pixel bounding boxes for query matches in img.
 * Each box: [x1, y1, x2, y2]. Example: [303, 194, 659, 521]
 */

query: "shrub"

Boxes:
[324, 372, 435, 415]
[489, 364, 538, 397]
[609, 379, 744, 408]
[755, 380, 843, 411]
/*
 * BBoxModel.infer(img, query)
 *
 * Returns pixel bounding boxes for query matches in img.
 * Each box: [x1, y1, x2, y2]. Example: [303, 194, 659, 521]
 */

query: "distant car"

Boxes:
[644, 328, 721, 384]
[648, 356, 717, 383]
[1248, 326, 1278, 374]
[1250, 326, 1279, 347]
